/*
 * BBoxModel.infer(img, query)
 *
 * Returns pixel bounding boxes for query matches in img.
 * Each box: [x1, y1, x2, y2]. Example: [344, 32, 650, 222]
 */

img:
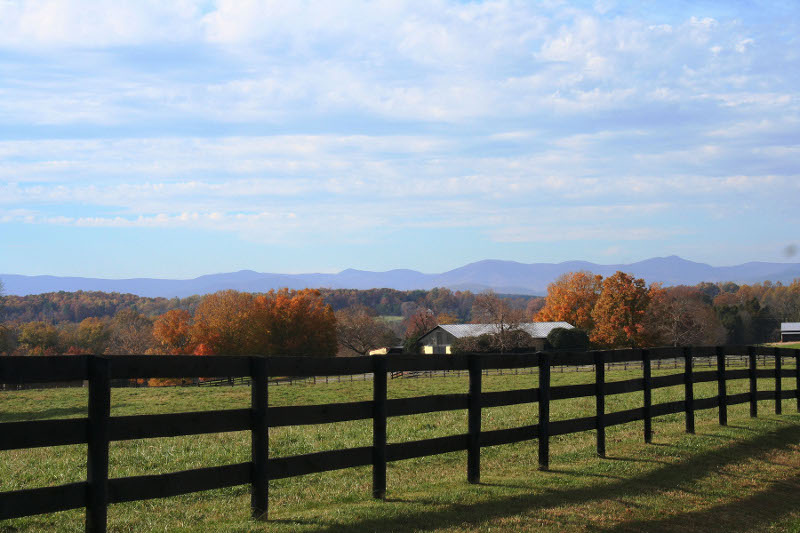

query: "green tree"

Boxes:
[546, 327, 590, 351]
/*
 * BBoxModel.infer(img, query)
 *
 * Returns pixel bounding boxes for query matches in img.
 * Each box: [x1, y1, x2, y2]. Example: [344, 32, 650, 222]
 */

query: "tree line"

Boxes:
[0, 273, 797, 357]
[0, 287, 538, 324]
[535, 271, 798, 348]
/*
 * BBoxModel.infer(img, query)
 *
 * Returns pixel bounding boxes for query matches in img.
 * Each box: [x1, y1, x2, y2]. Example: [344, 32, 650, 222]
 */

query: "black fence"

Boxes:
[1, 345, 799, 532]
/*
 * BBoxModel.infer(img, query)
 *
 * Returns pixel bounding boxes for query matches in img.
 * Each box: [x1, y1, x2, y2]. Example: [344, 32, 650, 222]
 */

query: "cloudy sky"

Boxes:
[1, 0, 798, 278]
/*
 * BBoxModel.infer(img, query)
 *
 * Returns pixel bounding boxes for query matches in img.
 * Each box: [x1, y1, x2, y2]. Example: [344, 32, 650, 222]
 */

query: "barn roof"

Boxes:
[429, 322, 574, 340]
[782, 323, 800, 332]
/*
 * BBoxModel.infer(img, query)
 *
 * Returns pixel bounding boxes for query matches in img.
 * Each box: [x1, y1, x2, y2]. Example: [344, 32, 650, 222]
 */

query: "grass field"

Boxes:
[770, 342, 800, 350]
[3, 364, 800, 532]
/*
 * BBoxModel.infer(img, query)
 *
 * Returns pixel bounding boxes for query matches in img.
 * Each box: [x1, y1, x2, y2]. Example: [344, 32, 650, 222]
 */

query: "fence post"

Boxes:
[538, 352, 551, 471]
[684, 347, 694, 435]
[372, 355, 387, 500]
[774, 347, 782, 415]
[594, 351, 605, 458]
[86, 356, 110, 533]
[468, 354, 482, 484]
[796, 349, 800, 413]
[717, 346, 727, 426]
[642, 349, 652, 443]
[251, 356, 269, 520]
[749, 346, 758, 418]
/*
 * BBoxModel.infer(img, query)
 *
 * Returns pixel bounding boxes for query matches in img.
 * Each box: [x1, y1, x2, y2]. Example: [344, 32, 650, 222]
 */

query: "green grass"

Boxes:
[3, 364, 800, 532]
[770, 342, 800, 349]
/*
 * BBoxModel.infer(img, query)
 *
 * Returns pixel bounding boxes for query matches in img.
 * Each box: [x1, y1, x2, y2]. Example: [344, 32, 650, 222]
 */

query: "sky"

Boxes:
[1, 0, 799, 279]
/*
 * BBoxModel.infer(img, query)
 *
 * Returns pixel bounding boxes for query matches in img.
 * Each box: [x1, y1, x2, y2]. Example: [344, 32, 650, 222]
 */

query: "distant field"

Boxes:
[770, 342, 800, 350]
[378, 315, 404, 323]
[3, 367, 800, 532]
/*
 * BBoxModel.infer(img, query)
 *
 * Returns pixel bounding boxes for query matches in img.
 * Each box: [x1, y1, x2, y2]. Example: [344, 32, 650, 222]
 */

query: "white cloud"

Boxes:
[0, 1, 798, 268]
[735, 38, 754, 53]
[0, 0, 201, 47]
[488, 225, 683, 244]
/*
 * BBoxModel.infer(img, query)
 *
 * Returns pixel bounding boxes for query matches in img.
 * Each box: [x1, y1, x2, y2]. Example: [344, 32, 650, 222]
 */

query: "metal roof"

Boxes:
[436, 322, 573, 339]
[782, 323, 800, 332]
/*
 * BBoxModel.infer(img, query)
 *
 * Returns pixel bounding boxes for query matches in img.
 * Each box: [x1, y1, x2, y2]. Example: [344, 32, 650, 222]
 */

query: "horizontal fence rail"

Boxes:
[1, 346, 799, 532]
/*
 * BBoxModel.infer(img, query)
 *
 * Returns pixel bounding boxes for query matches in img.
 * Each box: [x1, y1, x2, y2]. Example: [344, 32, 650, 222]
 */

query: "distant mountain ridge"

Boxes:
[3, 256, 800, 298]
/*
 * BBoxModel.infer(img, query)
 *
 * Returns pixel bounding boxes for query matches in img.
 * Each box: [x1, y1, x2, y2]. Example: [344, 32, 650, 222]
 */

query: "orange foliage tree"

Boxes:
[252, 289, 337, 356]
[189, 290, 259, 355]
[153, 309, 194, 354]
[535, 271, 603, 331]
[590, 271, 658, 348]
[183, 289, 338, 356]
[435, 312, 459, 325]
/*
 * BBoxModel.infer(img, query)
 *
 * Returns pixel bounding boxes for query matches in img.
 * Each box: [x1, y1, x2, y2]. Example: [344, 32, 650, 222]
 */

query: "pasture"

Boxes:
[3, 362, 800, 532]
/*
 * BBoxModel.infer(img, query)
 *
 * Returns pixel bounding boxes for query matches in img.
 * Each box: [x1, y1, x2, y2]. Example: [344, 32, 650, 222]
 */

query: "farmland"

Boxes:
[3, 366, 800, 532]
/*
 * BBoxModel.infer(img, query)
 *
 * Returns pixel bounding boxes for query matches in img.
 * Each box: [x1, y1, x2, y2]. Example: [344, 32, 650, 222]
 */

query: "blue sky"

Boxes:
[1, 0, 799, 278]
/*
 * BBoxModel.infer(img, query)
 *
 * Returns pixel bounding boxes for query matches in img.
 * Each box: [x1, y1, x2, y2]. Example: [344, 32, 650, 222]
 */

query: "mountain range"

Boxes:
[3, 256, 800, 298]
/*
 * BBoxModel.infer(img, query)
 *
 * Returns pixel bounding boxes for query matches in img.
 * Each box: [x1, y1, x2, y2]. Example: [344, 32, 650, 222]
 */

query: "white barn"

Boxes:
[781, 323, 800, 342]
[418, 322, 573, 354]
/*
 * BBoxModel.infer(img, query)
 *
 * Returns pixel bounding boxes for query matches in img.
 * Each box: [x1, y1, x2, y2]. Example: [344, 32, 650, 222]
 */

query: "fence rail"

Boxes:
[1, 345, 799, 532]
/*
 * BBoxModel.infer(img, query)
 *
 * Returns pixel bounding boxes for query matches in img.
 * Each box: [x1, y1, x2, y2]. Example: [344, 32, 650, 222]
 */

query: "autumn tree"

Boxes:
[18, 321, 60, 355]
[0, 321, 16, 355]
[107, 309, 155, 355]
[252, 288, 337, 356]
[73, 317, 111, 355]
[403, 308, 438, 353]
[186, 289, 338, 356]
[646, 286, 726, 346]
[190, 290, 258, 355]
[525, 297, 546, 318]
[435, 312, 459, 325]
[471, 291, 525, 353]
[763, 280, 800, 322]
[590, 272, 657, 348]
[405, 308, 437, 338]
[535, 271, 603, 331]
[153, 309, 194, 354]
[335, 306, 397, 355]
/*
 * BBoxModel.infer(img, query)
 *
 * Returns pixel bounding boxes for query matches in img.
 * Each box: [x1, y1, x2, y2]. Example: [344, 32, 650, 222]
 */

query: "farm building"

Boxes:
[418, 322, 573, 354]
[781, 323, 800, 342]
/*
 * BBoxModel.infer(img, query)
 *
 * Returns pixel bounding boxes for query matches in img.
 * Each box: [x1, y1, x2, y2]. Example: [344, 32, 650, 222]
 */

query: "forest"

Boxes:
[0, 273, 797, 358]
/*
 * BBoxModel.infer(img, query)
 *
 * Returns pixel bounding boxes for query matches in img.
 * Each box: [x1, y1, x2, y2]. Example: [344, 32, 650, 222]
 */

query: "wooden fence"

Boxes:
[1, 345, 799, 532]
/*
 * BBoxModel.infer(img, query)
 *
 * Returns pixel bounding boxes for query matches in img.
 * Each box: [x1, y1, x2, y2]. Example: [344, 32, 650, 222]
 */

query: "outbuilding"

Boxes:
[417, 322, 573, 354]
[781, 323, 800, 342]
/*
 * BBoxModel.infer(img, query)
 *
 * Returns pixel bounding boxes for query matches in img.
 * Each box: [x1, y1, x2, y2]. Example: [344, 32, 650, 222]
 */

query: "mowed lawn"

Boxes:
[3, 363, 800, 532]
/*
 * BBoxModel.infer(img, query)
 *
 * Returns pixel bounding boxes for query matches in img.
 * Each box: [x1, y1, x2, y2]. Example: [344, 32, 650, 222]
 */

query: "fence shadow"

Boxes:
[2, 406, 88, 423]
[303, 420, 800, 532]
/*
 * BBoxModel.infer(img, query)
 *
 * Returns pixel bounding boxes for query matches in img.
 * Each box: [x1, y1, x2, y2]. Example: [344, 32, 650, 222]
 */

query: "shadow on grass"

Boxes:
[603, 471, 800, 533]
[1, 406, 88, 422]
[298, 419, 800, 532]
